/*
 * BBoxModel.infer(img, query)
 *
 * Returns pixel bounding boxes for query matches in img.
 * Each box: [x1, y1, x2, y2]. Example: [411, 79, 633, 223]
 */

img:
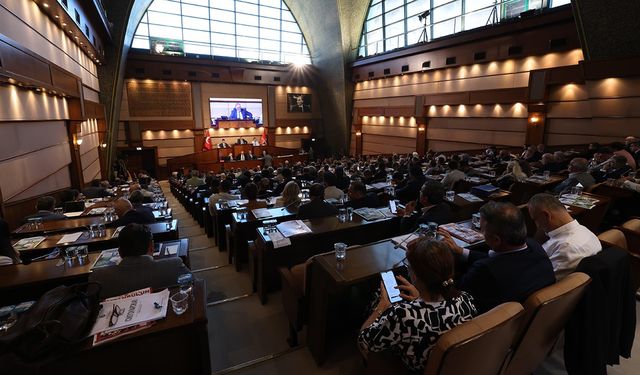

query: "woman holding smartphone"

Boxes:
[358, 238, 477, 373]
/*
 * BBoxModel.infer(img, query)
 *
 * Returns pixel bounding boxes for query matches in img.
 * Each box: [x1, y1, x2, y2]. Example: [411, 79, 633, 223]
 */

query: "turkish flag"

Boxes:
[260, 128, 267, 145]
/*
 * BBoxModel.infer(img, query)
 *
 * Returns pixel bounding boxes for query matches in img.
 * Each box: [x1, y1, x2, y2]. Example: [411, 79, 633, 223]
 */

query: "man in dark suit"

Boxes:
[297, 183, 338, 220]
[397, 180, 451, 232]
[229, 103, 253, 120]
[89, 224, 190, 298]
[346, 181, 380, 209]
[394, 164, 426, 204]
[128, 190, 156, 222]
[23, 196, 66, 223]
[82, 180, 114, 199]
[440, 201, 555, 313]
[109, 198, 156, 227]
[236, 138, 248, 145]
[272, 168, 293, 196]
[218, 139, 230, 148]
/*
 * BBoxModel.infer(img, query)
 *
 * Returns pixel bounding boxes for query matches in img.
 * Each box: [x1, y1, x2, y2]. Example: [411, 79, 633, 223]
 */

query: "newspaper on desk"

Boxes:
[559, 194, 599, 210]
[276, 220, 312, 238]
[391, 232, 472, 250]
[457, 193, 484, 202]
[252, 208, 272, 219]
[267, 230, 292, 249]
[91, 288, 157, 346]
[13, 236, 46, 251]
[90, 288, 169, 342]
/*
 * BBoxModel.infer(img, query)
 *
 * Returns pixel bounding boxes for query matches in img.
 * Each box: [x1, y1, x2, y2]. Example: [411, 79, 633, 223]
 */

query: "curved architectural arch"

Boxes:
[131, 0, 311, 64]
[357, 0, 572, 58]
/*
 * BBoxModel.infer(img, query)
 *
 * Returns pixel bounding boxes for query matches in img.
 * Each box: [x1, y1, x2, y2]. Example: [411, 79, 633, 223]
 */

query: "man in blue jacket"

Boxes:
[230, 103, 253, 120]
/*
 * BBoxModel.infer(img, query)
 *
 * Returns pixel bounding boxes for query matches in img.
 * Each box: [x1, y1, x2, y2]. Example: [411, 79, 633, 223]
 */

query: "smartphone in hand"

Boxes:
[381, 270, 402, 303]
[389, 200, 397, 215]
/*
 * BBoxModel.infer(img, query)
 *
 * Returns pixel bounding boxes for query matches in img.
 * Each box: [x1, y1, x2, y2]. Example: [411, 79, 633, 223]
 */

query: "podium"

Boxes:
[215, 120, 256, 129]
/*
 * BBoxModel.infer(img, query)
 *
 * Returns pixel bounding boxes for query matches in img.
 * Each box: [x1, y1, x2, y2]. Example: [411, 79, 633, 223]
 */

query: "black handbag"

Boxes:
[0, 282, 101, 365]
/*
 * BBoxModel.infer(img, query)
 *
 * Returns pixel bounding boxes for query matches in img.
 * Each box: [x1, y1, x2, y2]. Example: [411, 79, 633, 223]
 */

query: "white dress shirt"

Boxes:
[543, 220, 601, 280]
[441, 169, 466, 190]
[324, 186, 344, 200]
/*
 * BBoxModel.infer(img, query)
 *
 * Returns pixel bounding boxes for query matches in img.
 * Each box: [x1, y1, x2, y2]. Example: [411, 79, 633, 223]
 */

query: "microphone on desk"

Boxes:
[394, 225, 428, 250]
[280, 200, 300, 211]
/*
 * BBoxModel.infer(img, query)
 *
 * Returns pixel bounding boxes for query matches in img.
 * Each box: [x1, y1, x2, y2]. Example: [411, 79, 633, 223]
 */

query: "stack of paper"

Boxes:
[252, 208, 272, 219]
[354, 208, 385, 221]
[458, 193, 484, 202]
[13, 236, 46, 251]
[276, 220, 312, 237]
[57, 232, 83, 245]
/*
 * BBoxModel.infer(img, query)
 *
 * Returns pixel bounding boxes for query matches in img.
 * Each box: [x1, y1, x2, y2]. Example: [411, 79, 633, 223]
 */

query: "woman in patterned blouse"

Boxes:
[358, 238, 477, 373]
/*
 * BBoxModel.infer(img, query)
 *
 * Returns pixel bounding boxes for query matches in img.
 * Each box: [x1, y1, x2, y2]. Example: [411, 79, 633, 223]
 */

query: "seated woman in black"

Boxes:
[358, 239, 477, 373]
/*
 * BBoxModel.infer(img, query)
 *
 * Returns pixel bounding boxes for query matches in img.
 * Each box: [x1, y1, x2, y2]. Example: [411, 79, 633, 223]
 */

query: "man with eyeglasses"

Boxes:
[90, 223, 191, 299]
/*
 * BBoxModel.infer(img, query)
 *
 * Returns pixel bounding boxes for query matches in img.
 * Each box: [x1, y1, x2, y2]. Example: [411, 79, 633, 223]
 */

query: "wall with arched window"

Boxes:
[132, 0, 311, 65]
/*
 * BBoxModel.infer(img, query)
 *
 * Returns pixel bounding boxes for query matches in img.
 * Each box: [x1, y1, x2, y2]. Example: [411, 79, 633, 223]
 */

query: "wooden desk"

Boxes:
[0, 239, 189, 305]
[307, 240, 406, 365]
[563, 192, 611, 233]
[216, 119, 256, 128]
[32, 280, 210, 375]
[14, 220, 179, 262]
[509, 175, 564, 205]
[253, 214, 401, 304]
[230, 207, 297, 271]
[446, 190, 511, 222]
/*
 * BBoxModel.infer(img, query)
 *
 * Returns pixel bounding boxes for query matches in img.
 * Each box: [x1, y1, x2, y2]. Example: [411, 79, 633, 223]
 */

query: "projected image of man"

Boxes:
[230, 103, 253, 120]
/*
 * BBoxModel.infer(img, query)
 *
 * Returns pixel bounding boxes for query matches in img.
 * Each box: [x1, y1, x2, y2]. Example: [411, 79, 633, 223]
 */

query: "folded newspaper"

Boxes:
[90, 288, 169, 340]
[353, 207, 385, 221]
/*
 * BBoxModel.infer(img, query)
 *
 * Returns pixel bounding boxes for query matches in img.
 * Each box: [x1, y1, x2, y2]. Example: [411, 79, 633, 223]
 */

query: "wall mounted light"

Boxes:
[418, 127, 425, 132]
[101, 143, 107, 148]
[529, 115, 540, 124]
[355, 131, 362, 136]
[75, 138, 83, 145]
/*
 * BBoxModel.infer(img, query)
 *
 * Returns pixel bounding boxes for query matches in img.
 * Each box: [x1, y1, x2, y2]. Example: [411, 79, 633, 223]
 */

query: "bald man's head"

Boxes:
[114, 198, 133, 218]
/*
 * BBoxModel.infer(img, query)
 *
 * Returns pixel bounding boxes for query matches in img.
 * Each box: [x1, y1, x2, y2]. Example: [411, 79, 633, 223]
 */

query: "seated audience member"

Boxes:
[82, 180, 114, 198]
[552, 158, 596, 194]
[241, 183, 267, 211]
[335, 166, 351, 191]
[539, 153, 562, 173]
[440, 201, 555, 313]
[397, 181, 451, 232]
[274, 181, 301, 210]
[323, 172, 344, 200]
[496, 149, 512, 163]
[358, 239, 477, 373]
[128, 190, 156, 222]
[585, 142, 600, 160]
[622, 170, 640, 193]
[553, 151, 569, 170]
[598, 155, 632, 181]
[23, 196, 66, 223]
[612, 141, 637, 170]
[185, 170, 205, 189]
[0, 218, 19, 265]
[272, 168, 293, 196]
[528, 194, 601, 280]
[441, 160, 466, 190]
[496, 160, 528, 189]
[59, 189, 81, 204]
[346, 181, 380, 209]
[522, 144, 542, 163]
[297, 183, 338, 220]
[130, 182, 155, 201]
[537, 143, 546, 155]
[395, 164, 427, 204]
[207, 179, 241, 214]
[110, 198, 156, 227]
[89, 224, 190, 298]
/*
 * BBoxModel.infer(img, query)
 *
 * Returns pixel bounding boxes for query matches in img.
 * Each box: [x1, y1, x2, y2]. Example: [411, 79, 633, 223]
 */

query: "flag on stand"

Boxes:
[260, 128, 267, 145]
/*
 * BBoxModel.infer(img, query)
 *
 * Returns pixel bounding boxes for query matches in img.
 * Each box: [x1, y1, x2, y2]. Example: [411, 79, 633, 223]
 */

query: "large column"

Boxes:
[284, 0, 369, 155]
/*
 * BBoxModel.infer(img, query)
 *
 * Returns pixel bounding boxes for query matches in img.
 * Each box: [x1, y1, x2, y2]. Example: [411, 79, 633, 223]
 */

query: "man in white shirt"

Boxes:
[208, 179, 241, 215]
[527, 193, 601, 280]
[323, 171, 344, 201]
[440, 160, 466, 191]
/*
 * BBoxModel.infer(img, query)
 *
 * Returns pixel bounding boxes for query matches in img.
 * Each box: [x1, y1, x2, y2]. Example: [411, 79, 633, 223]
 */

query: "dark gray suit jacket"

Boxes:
[89, 255, 190, 299]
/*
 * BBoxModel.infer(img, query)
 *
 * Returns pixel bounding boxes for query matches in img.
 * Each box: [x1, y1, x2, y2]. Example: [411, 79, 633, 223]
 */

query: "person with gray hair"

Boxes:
[552, 157, 596, 194]
[439, 201, 555, 313]
[23, 196, 66, 223]
[527, 193, 601, 280]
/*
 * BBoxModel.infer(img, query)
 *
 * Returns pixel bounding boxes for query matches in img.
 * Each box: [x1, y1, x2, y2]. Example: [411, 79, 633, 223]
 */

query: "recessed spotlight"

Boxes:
[43, 3, 49, 8]
[75, 36, 78, 39]
[54, 15, 59, 18]
[62, 22, 67, 26]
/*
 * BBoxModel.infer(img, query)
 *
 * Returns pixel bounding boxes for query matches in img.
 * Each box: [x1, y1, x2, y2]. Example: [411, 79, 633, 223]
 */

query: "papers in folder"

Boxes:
[252, 208, 272, 219]
[63, 212, 83, 218]
[276, 220, 312, 237]
[57, 232, 83, 245]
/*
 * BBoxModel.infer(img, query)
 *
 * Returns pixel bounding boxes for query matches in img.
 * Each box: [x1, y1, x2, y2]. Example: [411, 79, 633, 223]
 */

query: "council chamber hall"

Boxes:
[1, 0, 639, 374]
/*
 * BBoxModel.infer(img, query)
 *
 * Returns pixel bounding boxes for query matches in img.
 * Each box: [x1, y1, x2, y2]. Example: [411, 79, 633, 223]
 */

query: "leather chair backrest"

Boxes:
[502, 272, 591, 375]
[598, 229, 627, 251]
[622, 219, 640, 234]
[424, 302, 524, 375]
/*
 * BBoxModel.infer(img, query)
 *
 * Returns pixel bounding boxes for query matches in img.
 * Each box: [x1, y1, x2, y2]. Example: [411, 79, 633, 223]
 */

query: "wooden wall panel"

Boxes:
[353, 96, 415, 108]
[427, 103, 528, 118]
[142, 139, 195, 148]
[0, 0, 99, 91]
[428, 140, 490, 152]
[361, 125, 417, 138]
[0, 86, 68, 122]
[427, 128, 525, 147]
[126, 81, 193, 119]
[428, 118, 527, 132]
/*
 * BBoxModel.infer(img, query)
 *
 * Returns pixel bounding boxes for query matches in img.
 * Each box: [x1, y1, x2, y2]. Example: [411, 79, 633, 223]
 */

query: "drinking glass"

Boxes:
[472, 213, 481, 229]
[89, 224, 99, 238]
[346, 207, 354, 221]
[338, 208, 347, 222]
[446, 191, 456, 201]
[427, 222, 439, 239]
[76, 246, 88, 263]
[53, 207, 64, 215]
[543, 170, 551, 180]
[334, 242, 347, 261]
[34, 217, 43, 229]
[170, 291, 189, 315]
[63, 247, 76, 266]
[571, 185, 583, 196]
[97, 223, 106, 237]
[177, 273, 194, 296]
